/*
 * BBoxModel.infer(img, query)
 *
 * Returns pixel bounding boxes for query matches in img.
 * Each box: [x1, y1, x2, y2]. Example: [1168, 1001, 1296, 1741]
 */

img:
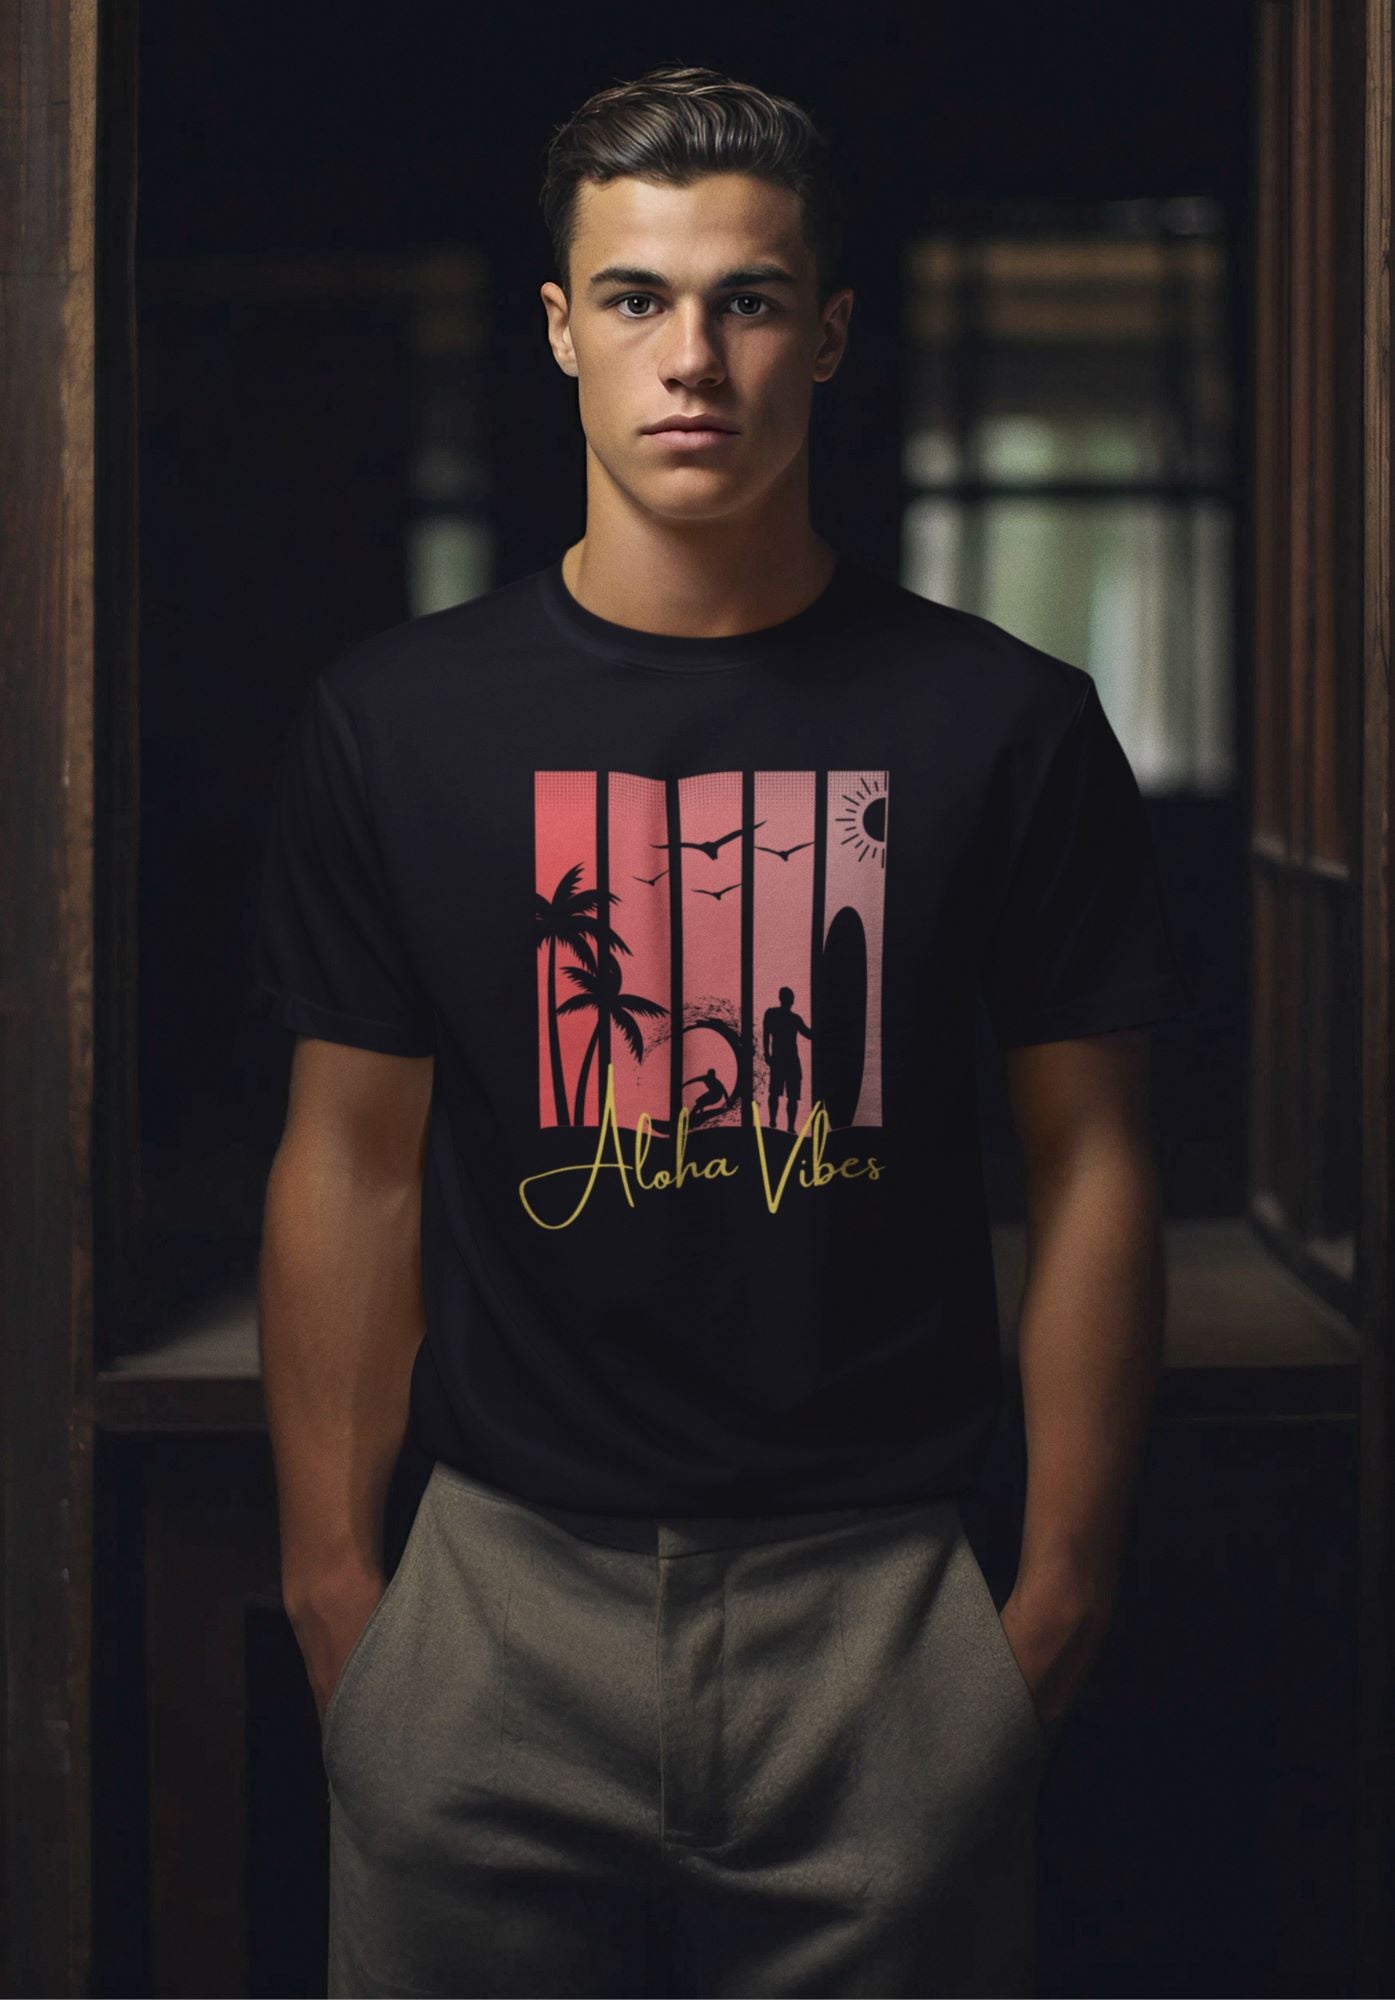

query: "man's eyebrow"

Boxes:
[586, 263, 800, 290]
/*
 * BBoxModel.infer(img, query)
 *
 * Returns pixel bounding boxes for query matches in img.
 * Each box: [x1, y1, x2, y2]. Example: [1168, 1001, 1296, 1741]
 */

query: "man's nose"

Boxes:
[661, 307, 725, 380]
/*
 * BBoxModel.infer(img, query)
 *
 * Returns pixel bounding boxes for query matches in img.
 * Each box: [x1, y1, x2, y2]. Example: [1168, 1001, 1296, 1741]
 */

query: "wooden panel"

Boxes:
[1251, 14, 1389, 1973]
[1254, 3, 1291, 841]
[0, 1, 102, 1991]
[96, 0, 146, 1358]
[1357, 0, 1395, 1980]
[1310, 0, 1342, 864]
[1250, 0, 1361, 1295]
[1287, 0, 1315, 867]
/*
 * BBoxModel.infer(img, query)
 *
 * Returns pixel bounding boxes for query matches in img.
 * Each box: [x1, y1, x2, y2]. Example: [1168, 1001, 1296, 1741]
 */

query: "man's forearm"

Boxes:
[258, 1132, 426, 1622]
[1013, 1137, 1166, 1610]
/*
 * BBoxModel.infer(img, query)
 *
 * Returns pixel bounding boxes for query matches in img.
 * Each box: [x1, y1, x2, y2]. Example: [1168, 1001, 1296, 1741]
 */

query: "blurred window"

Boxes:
[902, 201, 1235, 795]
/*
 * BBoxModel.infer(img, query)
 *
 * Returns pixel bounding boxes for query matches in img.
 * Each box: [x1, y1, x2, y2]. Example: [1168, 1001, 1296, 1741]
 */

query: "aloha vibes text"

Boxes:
[518, 1062, 885, 1230]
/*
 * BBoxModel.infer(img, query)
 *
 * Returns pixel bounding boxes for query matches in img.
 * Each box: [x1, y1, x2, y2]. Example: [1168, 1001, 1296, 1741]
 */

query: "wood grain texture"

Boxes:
[1251, 0, 1363, 1310]
[1358, 0, 1394, 1981]
[0, 0, 100, 1991]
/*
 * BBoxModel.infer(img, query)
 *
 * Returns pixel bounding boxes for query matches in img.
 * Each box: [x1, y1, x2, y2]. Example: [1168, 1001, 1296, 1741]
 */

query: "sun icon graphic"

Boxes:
[833, 773, 889, 867]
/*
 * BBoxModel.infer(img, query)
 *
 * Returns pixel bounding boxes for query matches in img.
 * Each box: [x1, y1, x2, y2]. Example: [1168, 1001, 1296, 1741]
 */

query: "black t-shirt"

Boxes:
[250, 549, 1196, 1516]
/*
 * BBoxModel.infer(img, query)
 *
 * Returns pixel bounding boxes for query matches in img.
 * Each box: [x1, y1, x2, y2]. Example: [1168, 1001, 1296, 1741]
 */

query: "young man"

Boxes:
[253, 62, 1195, 2000]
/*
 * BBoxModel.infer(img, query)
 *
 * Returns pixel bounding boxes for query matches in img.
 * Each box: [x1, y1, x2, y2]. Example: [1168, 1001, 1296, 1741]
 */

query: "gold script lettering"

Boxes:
[518, 1064, 883, 1227]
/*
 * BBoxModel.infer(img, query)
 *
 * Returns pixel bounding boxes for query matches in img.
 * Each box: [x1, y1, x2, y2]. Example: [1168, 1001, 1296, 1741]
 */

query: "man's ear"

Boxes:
[539, 281, 579, 378]
[814, 288, 855, 384]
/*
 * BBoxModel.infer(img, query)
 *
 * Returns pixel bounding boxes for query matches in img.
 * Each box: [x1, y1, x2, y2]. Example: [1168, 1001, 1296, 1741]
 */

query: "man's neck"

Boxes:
[561, 532, 838, 640]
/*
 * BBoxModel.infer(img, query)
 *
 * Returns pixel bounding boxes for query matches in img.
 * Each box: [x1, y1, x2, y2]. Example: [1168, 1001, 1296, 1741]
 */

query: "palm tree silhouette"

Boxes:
[557, 949, 669, 1125]
[535, 863, 670, 1125]
[534, 863, 616, 1126]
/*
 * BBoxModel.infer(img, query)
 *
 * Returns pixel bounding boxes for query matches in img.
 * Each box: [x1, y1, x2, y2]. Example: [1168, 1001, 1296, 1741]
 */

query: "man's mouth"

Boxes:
[642, 426, 739, 449]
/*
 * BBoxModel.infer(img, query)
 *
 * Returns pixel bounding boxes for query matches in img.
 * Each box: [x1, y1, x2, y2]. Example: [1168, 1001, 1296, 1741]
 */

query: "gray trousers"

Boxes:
[321, 1457, 1056, 1998]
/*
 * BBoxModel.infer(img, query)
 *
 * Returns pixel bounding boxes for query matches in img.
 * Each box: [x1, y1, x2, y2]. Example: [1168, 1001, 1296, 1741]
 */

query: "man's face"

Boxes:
[540, 172, 852, 523]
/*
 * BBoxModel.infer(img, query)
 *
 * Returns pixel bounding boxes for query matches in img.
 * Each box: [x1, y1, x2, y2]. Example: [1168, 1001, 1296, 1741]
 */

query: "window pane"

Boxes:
[905, 230, 1232, 489]
[902, 494, 1233, 793]
[902, 210, 1235, 795]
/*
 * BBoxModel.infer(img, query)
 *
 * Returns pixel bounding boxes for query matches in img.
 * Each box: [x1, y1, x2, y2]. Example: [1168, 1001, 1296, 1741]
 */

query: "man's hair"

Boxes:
[539, 64, 849, 306]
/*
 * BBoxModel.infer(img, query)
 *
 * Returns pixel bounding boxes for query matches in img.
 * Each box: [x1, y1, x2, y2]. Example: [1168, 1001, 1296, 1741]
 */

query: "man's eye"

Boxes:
[610, 294, 774, 318]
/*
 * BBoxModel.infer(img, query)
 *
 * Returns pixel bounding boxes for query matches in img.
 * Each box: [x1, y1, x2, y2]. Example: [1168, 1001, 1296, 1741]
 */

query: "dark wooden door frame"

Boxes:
[0, 0, 140, 1990]
[1254, 10, 1394, 1989]
[1357, 0, 1395, 1986]
[1, 2, 100, 1992]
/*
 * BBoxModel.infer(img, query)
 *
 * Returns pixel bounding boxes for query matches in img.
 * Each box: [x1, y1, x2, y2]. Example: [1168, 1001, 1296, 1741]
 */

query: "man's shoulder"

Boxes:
[848, 560, 1093, 737]
[317, 566, 547, 716]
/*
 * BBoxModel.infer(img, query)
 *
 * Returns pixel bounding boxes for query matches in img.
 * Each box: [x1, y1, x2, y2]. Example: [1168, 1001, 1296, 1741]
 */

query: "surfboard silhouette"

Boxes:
[819, 905, 867, 1130]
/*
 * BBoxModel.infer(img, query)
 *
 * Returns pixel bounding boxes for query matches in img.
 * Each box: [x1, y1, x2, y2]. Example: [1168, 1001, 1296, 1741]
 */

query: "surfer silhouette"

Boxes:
[682, 1068, 731, 1117]
[762, 986, 813, 1132]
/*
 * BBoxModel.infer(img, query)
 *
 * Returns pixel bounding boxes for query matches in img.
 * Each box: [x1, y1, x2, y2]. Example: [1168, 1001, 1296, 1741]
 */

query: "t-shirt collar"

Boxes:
[538, 551, 851, 673]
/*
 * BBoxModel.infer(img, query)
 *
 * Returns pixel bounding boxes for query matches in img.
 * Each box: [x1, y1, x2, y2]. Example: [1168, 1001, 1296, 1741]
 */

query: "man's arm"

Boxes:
[997, 1025, 1166, 1725]
[258, 1035, 435, 1721]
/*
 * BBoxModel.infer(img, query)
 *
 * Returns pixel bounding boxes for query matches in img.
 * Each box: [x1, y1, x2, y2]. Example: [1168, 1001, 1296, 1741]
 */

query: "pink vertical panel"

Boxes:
[676, 770, 746, 1130]
[823, 770, 890, 1126]
[606, 770, 673, 1134]
[752, 771, 818, 1129]
[535, 770, 598, 1129]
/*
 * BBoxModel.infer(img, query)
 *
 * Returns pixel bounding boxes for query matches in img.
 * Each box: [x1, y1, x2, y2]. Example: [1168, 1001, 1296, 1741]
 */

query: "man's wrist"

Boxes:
[1013, 1538, 1121, 1625]
[282, 1546, 385, 1628]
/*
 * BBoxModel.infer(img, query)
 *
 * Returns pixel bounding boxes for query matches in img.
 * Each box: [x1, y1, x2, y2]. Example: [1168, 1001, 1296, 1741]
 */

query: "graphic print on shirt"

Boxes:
[525, 769, 887, 1227]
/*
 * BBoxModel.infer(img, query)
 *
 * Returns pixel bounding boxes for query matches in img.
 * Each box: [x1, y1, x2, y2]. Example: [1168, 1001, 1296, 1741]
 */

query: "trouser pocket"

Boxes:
[320, 1464, 440, 1771]
[951, 1515, 1051, 1758]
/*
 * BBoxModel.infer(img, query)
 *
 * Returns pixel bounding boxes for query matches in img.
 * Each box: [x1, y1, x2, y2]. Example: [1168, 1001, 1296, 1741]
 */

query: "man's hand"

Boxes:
[998, 1568, 1116, 1727]
[289, 1561, 388, 1727]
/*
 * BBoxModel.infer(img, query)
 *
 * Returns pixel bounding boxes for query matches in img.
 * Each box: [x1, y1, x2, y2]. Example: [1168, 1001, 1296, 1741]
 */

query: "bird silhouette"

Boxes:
[633, 869, 669, 885]
[755, 840, 815, 861]
[651, 820, 765, 860]
[692, 882, 741, 901]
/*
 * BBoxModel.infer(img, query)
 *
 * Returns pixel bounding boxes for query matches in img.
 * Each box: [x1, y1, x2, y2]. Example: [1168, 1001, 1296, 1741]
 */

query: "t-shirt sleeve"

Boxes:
[981, 676, 1197, 1048]
[249, 672, 436, 1057]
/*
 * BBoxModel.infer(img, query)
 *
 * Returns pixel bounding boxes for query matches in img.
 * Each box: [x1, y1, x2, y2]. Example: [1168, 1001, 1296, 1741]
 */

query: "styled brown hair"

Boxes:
[539, 64, 849, 306]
